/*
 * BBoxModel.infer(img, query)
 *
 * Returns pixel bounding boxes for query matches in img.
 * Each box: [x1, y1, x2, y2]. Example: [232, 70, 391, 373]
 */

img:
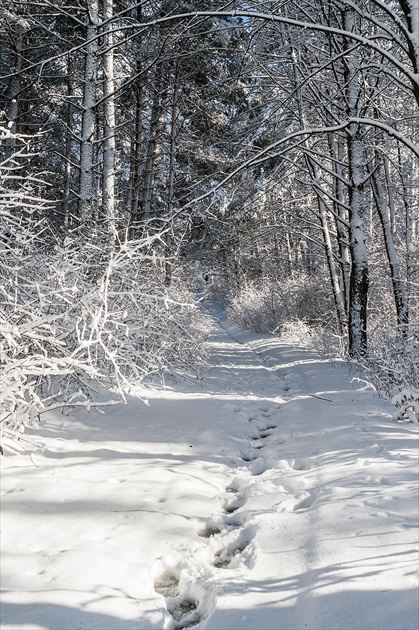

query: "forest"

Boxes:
[1, 0, 418, 445]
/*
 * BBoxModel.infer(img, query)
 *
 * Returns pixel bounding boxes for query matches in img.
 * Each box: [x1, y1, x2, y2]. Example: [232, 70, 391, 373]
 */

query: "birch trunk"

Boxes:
[343, 9, 369, 356]
[62, 66, 74, 228]
[396, 145, 415, 308]
[102, 0, 116, 235]
[79, 0, 99, 224]
[327, 131, 351, 315]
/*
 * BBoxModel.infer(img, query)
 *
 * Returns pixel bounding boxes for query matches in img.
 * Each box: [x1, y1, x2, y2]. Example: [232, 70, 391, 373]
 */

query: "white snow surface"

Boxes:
[1, 308, 418, 630]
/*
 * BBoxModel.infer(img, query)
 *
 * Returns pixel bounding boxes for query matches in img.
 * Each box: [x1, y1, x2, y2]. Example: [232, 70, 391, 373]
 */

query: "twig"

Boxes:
[308, 393, 333, 402]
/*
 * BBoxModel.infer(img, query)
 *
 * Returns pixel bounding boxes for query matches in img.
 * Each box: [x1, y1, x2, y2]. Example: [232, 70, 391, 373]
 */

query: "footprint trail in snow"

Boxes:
[1, 309, 417, 630]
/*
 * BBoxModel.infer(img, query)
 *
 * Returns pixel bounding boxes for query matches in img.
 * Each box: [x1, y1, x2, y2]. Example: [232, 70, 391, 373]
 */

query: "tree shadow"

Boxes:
[204, 585, 419, 629]
[0, 598, 159, 630]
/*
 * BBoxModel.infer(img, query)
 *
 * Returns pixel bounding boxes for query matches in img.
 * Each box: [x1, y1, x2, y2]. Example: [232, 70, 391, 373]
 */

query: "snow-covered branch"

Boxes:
[0, 128, 209, 450]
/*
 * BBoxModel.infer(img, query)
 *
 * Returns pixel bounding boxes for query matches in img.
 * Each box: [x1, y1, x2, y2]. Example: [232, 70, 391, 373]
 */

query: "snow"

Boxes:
[1, 307, 418, 630]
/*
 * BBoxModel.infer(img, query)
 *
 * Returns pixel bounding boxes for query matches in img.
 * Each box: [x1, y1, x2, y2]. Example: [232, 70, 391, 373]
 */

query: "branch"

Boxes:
[173, 117, 418, 219]
[132, 9, 418, 101]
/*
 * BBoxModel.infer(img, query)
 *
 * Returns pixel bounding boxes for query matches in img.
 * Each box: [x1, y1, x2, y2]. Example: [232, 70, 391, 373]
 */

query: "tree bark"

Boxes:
[343, 9, 369, 356]
[79, 0, 99, 224]
[102, 0, 116, 236]
[370, 160, 409, 327]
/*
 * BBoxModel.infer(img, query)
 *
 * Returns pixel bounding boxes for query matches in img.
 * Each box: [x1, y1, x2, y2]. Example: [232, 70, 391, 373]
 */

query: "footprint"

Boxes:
[226, 485, 239, 493]
[358, 458, 372, 467]
[261, 411, 274, 418]
[197, 524, 221, 538]
[224, 494, 245, 514]
[224, 513, 245, 528]
[168, 599, 201, 628]
[224, 503, 241, 514]
[154, 571, 180, 598]
[258, 404, 277, 413]
[239, 452, 258, 462]
[155, 572, 202, 628]
[250, 459, 271, 476]
[280, 477, 306, 492]
[213, 540, 251, 568]
[258, 431, 272, 439]
[379, 476, 392, 485]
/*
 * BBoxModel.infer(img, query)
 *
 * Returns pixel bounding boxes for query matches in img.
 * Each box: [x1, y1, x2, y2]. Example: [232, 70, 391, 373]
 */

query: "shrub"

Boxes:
[226, 273, 340, 354]
[355, 323, 419, 421]
[0, 128, 209, 451]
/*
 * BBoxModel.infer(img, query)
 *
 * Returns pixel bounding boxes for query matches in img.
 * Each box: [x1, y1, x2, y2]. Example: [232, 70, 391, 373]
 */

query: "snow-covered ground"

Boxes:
[1, 308, 418, 630]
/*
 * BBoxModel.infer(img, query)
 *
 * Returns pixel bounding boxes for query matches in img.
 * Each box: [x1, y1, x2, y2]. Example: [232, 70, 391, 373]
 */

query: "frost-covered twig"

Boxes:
[391, 388, 419, 423]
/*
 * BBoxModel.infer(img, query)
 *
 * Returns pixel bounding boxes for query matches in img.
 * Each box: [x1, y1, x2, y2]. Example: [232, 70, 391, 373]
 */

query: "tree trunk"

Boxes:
[314, 183, 348, 337]
[370, 160, 409, 326]
[102, 0, 116, 236]
[79, 0, 99, 224]
[61, 59, 75, 228]
[343, 9, 369, 356]
[163, 63, 181, 286]
[139, 64, 169, 226]
[327, 131, 351, 316]
[128, 65, 143, 238]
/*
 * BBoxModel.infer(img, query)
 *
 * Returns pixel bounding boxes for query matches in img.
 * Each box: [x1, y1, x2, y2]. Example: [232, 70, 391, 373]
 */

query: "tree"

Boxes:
[163, 1, 418, 355]
[0, 0, 417, 364]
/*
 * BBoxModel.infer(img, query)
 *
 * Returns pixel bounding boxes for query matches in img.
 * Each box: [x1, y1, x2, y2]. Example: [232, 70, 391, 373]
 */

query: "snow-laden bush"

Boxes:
[227, 273, 334, 331]
[276, 319, 315, 344]
[0, 225, 209, 448]
[0, 127, 209, 450]
[226, 274, 341, 354]
[227, 281, 276, 332]
[391, 388, 419, 423]
[356, 323, 419, 421]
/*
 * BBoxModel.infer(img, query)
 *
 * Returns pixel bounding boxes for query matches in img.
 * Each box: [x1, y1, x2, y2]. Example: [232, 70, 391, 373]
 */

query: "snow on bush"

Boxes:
[226, 274, 342, 355]
[356, 323, 419, 421]
[276, 319, 315, 345]
[0, 128, 209, 451]
[391, 388, 419, 423]
[275, 319, 342, 355]
[227, 281, 276, 333]
[0, 225, 209, 449]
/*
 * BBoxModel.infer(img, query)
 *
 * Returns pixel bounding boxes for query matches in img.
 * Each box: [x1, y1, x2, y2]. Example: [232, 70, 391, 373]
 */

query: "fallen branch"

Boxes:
[308, 393, 333, 402]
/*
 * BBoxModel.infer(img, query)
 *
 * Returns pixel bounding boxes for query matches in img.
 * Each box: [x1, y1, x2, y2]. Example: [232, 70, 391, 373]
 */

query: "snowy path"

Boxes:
[1, 312, 418, 630]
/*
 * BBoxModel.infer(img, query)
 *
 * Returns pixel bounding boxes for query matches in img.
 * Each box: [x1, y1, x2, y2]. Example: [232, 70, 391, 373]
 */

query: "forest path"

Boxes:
[1, 310, 418, 630]
[191, 310, 417, 630]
